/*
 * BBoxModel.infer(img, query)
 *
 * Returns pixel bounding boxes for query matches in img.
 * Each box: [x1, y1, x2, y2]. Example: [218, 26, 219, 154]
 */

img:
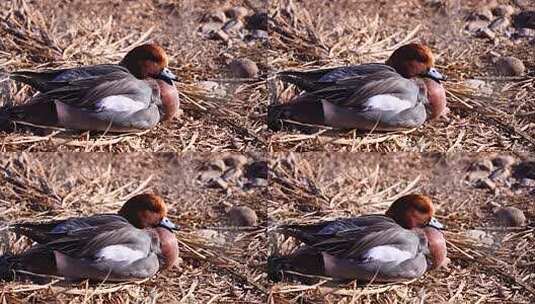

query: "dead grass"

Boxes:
[266, 0, 535, 152]
[0, 153, 268, 303]
[267, 153, 534, 303]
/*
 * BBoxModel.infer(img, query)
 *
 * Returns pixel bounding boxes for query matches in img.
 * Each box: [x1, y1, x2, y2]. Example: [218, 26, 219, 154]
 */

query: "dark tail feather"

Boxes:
[268, 249, 326, 283]
[0, 101, 58, 127]
[10, 70, 63, 93]
[278, 73, 316, 92]
[0, 224, 16, 281]
[278, 69, 336, 91]
[267, 99, 325, 132]
[11, 222, 63, 244]
[267, 255, 290, 282]
[267, 104, 290, 131]
[0, 247, 57, 282]
[0, 106, 12, 129]
[278, 227, 319, 246]
[0, 254, 16, 281]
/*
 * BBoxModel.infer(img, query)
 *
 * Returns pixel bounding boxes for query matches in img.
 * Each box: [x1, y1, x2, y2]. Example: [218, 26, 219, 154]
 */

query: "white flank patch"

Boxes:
[363, 95, 412, 112]
[99, 95, 146, 114]
[96, 245, 145, 263]
[363, 245, 413, 263]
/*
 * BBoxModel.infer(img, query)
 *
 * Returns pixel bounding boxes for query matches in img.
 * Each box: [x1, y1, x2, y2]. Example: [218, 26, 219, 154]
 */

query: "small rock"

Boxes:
[466, 20, 489, 32]
[492, 5, 515, 17]
[198, 170, 221, 183]
[211, 29, 230, 42]
[198, 80, 219, 91]
[202, 11, 227, 23]
[464, 229, 494, 246]
[494, 207, 526, 227]
[229, 58, 259, 78]
[246, 12, 268, 30]
[228, 206, 258, 226]
[208, 177, 229, 190]
[513, 11, 535, 29]
[514, 0, 530, 9]
[250, 29, 268, 40]
[495, 56, 525, 76]
[513, 161, 535, 179]
[199, 22, 223, 36]
[515, 27, 535, 38]
[198, 81, 227, 97]
[221, 167, 243, 182]
[489, 168, 511, 183]
[492, 155, 516, 168]
[222, 19, 244, 36]
[467, 170, 490, 183]
[463, 79, 490, 90]
[484, 0, 499, 7]
[489, 17, 511, 32]
[475, 178, 496, 190]
[475, 27, 497, 39]
[424, 0, 443, 6]
[248, 178, 268, 187]
[463, 79, 493, 95]
[246, 161, 268, 179]
[468, 7, 494, 21]
[470, 159, 494, 172]
[226, 6, 249, 20]
[196, 229, 226, 246]
[208, 159, 227, 172]
[223, 154, 249, 168]
[519, 178, 535, 188]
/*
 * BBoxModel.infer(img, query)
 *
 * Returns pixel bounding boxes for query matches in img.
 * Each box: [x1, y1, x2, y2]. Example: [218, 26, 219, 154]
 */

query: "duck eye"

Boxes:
[413, 204, 428, 213]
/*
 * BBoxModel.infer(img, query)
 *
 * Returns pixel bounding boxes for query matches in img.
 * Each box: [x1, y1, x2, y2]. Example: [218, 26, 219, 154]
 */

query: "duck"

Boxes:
[268, 194, 448, 283]
[268, 43, 448, 131]
[0, 193, 179, 282]
[1, 43, 180, 132]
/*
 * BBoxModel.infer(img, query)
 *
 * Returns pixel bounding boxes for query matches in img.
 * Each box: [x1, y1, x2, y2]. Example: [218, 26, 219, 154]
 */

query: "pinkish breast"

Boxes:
[422, 227, 447, 270]
[154, 227, 179, 270]
[423, 79, 447, 119]
[156, 80, 180, 121]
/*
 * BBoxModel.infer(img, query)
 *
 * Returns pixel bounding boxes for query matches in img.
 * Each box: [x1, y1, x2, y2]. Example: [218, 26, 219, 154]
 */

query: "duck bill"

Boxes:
[427, 217, 445, 230]
[425, 68, 446, 82]
[159, 217, 180, 231]
[158, 68, 178, 85]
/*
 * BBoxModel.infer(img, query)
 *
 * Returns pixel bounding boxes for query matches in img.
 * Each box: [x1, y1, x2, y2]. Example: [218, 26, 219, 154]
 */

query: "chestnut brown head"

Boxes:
[118, 193, 178, 231]
[386, 43, 446, 81]
[385, 194, 443, 229]
[120, 44, 177, 85]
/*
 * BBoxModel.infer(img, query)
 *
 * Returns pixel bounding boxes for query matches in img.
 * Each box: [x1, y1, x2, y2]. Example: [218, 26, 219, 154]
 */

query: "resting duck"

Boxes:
[268, 194, 448, 283]
[268, 44, 448, 131]
[1, 44, 180, 132]
[0, 193, 179, 282]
